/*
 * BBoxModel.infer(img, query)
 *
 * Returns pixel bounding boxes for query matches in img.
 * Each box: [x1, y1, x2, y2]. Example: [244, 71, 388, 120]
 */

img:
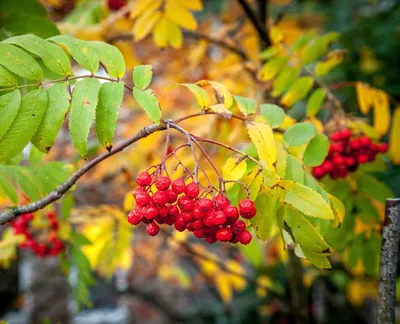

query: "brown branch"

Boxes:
[376, 198, 400, 324]
[236, 0, 271, 47]
[0, 124, 166, 225]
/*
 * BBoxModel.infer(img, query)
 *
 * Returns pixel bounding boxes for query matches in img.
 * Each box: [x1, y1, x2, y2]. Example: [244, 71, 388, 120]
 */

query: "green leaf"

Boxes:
[252, 193, 280, 240]
[239, 235, 263, 268]
[29, 145, 44, 165]
[171, 83, 209, 109]
[347, 234, 363, 268]
[286, 206, 331, 253]
[259, 56, 288, 81]
[0, 173, 18, 203]
[282, 180, 334, 219]
[283, 122, 316, 147]
[0, 90, 21, 141]
[0, 43, 43, 81]
[306, 88, 326, 117]
[280, 76, 314, 107]
[301, 32, 340, 66]
[5, 35, 71, 76]
[133, 87, 162, 124]
[0, 0, 47, 16]
[61, 194, 75, 220]
[0, 88, 47, 162]
[362, 233, 380, 276]
[303, 133, 329, 167]
[291, 32, 316, 52]
[275, 140, 287, 178]
[259, 47, 279, 60]
[32, 82, 71, 153]
[1, 13, 59, 38]
[233, 95, 257, 116]
[284, 155, 304, 184]
[355, 172, 394, 203]
[71, 230, 92, 247]
[95, 82, 124, 151]
[0, 65, 18, 87]
[90, 41, 125, 78]
[69, 78, 101, 158]
[3, 165, 42, 200]
[272, 67, 299, 97]
[133, 65, 152, 90]
[355, 195, 380, 223]
[300, 246, 331, 270]
[50, 35, 99, 73]
[260, 104, 285, 128]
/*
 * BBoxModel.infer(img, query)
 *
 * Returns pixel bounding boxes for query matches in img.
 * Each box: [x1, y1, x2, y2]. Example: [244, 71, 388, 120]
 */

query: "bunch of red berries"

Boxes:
[313, 128, 388, 179]
[127, 172, 256, 245]
[10, 211, 64, 258]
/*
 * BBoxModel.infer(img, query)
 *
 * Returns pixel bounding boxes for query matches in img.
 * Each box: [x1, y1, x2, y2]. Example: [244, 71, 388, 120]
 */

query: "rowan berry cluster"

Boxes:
[127, 172, 256, 245]
[10, 211, 64, 258]
[313, 128, 388, 179]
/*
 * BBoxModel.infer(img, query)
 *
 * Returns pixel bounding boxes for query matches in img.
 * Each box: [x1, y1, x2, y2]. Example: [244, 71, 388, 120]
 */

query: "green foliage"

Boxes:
[306, 88, 327, 117]
[133, 65, 153, 90]
[0, 90, 21, 141]
[133, 87, 162, 124]
[90, 41, 126, 78]
[303, 133, 330, 167]
[260, 104, 285, 128]
[283, 122, 316, 147]
[233, 95, 257, 116]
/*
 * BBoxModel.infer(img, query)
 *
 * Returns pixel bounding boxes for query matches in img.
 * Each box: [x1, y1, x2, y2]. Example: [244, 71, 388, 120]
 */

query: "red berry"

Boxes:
[239, 199, 257, 219]
[330, 132, 341, 141]
[155, 176, 171, 191]
[224, 205, 239, 221]
[175, 215, 187, 228]
[212, 211, 227, 225]
[47, 211, 55, 219]
[321, 160, 333, 173]
[153, 191, 168, 206]
[165, 213, 177, 225]
[330, 143, 344, 153]
[337, 166, 348, 178]
[238, 230, 252, 245]
[339, 128, 352, 140]
[144, 205, 158, 220]
[333, 155, 345, 165]
[358, 154, 369, 164]
[192, 207, 203, 219]
[49, 219, 58, 231]
[158, 206, 169, 218]
[133, 189, 151, 206]
[349, 139, 361, 150]
[205, 235, 218, 244]
[216, 227, 233, 241]
[136, 172, 152, 187]
[181, 211, 193, 223]
[196, 198, 213, 212]
[171, 179, 186, 194]
[178, 196, 195, 212]
[128, 209, 143, 225]
[185, 182, 200, 198]
[108, 0, 126, 11]
[359, 136, 371, 147]
[203, 213, 214, 227]
[165, 189, 178, 203]
[168, 205, 180, 217]
[191, 219, 204, 230]
[214, 194, 230, 210]
[231, 220, 246, 235]
[146, 222, 159, 236]
[345, 156, 356, 167]
[378, 143, 388, 153]
[174, 222, 187, 232]
[193, 229, 206, 238]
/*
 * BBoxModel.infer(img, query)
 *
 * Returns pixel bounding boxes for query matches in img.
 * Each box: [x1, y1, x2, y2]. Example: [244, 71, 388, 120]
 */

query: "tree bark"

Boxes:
[376, 198, 400, 324]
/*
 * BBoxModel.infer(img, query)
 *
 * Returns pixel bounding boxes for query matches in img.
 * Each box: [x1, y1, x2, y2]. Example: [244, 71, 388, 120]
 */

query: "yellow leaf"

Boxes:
[226, 260, 246, 290]
[165, 0, 197, 31]
[355, 82, 373, 114]
[242, 169, 264, 200]
[390, 107, 400, 164]
[167, 19, 183, 49]
[114, 41, 140, 70]
[373, 89, 390, 137]
[329, 193, 345, 227]
[215, 274, 233, 302]
[280, 76, 314, 107]
[270, 26, 284, 45]
[153, 15, 168, 48]
[168, 83, 209, 108]
[222, 156, 247, 189]
[275, 140, 287, 178]
[132, 10, 162, 41]
[308, 116, 324, 133]
[130, 0, 162, 19]
[208, 104, 232, 118]
[197, 80, 234, 108]
[173, 0, 203, 10]
[0, 229, 24, 268]
[247, 122, 277, 171]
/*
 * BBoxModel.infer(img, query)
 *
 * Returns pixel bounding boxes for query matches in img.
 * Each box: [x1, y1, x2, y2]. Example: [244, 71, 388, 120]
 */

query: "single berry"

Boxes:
[166, 189, 178, 203]
[321, 160, 333, 173]
[128, 210, 143, 225]
[312, 167, 325, 179]
[191, 219, 204, 230]
[133, 190, 151, 206]
[333, 155, 346, 166]
[185, 182, 200, 198]
[337, 166, 348, 178]
[205, 235, 218, 244]
[330, 132, 341, 141]
[192, 207, 203, 219]
[193, 229, 206, 238]
[224, 205, 239, 221]
[349, 139, 361, 150]
[153, 191, 168, 206]
[158, 206, 169, 218]
[330, 143, 344, 153]
[155, 176, 171, 191]
[146, 222, 160, 236]
[345, 156, 356, 167]
[178, 196, 195, 212]
[216, 227, 233, 241]
[171, 179, 186, 194]
[239, 199, 257, 219]
[144, 205, 158, 220]
[231, 220, 246, 234]
[203, 214, 214, 227]
[168, 205, 180, 217]
[196, 198, 213, 212]
[238, 230, 252, 245]
[358, 154, 369, 164]
[214, 194, 230, 210]
[181, 211, 193, 223]
[174, 222, 187, 232]
[136, 172, 152, 187]
[165, 214, 176, 225]
[212, 211, 227, 226]
[340, 128, 352, 140]
[359, 136, 371, 147]
[378, 143, 388, 153]
[175, 215, 187, 228]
